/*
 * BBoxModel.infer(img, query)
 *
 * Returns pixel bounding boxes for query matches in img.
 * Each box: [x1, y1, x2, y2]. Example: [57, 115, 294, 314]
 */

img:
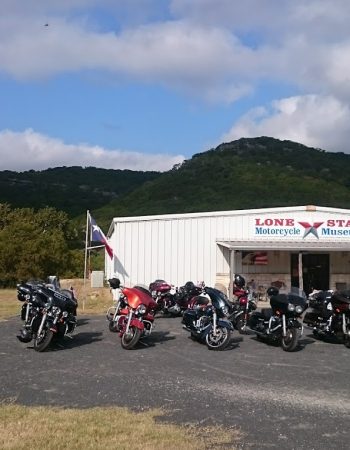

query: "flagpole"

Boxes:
[83, 210, 90, 311]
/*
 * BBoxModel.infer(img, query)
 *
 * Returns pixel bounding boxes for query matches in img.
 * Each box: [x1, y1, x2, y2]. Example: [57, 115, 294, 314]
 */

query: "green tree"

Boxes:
[0, 205, 84, 286]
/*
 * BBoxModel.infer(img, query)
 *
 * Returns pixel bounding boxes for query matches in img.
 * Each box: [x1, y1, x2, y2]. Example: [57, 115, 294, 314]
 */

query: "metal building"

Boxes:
[106, 205, 350, 297]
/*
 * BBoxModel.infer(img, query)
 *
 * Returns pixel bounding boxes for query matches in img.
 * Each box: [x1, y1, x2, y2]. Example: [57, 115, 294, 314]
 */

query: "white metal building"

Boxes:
[106, 205, 350, 297]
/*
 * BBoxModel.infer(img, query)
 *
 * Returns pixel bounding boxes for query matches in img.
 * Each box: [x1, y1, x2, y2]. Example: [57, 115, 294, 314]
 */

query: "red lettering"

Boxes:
[255, 218, 296, 226]
[327, 219, 335, 227]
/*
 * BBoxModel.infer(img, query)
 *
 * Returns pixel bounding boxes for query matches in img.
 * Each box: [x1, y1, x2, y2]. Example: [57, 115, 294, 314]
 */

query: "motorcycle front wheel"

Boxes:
[121, 326, 141, 350]
[206, 326, 231, 351]
[108, 320, 119, 332]
[34, 328, 54, 352]
[281, 327, 298, 352]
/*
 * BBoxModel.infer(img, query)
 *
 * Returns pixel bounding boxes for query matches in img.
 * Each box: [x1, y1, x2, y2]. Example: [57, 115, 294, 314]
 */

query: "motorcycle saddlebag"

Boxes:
[332, 290, 350, 307]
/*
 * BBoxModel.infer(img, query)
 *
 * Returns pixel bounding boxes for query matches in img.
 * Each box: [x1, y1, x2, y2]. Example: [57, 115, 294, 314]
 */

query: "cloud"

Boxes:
[1, 1, 350, 157]
[1, 1, 350, 104]
[0, 129, 184, 172]
[221, 94, 350, 152]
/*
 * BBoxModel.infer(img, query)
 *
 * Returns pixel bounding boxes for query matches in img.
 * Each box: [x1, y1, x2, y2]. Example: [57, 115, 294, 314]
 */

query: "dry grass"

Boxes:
[0, 404, 241, 450]
[0, 290, 18, 321]
[60, 278, 115, 315]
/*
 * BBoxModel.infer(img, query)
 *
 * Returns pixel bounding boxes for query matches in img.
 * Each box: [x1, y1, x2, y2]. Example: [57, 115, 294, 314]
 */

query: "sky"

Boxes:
[1, 0, 350, 172]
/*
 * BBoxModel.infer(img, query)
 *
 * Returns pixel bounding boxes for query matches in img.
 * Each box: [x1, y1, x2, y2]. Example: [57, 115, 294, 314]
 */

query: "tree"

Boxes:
[0, 205, 84, 286]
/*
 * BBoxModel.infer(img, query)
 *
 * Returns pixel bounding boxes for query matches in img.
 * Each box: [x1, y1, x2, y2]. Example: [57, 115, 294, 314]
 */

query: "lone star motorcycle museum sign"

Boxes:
[253, 218, 350, 239]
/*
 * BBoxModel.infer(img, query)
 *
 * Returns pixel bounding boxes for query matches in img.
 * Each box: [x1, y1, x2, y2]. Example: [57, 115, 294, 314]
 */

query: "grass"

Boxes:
[0, 290, 18, 321]
[0, 404, 241, 450]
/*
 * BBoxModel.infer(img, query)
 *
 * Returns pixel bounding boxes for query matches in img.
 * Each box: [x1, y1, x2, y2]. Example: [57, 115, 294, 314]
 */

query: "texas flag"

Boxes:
[90, 215, 114, 259]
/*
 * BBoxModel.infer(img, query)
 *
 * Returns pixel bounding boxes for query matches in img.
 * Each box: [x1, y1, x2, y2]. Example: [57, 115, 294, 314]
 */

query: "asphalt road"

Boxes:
[1, 313, 349, 450]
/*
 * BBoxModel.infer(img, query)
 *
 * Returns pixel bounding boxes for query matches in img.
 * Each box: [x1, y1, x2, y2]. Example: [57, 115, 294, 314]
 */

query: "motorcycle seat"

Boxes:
[254, 308, 273, 320]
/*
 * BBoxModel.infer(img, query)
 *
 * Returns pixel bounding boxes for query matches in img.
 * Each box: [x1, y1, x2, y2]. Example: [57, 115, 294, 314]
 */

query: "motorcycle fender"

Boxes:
[130, 318, 145, 331]
[217, 319, 234, 331]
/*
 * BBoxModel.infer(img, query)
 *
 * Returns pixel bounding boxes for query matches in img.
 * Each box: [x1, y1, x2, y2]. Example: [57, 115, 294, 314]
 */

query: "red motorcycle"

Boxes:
[149, 279, 178, 315]
[109, 280, 158, 349]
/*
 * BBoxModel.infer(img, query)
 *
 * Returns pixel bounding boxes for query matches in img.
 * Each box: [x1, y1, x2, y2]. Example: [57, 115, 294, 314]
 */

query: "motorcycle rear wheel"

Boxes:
[281, 328, 298, 352]
[34, 328, 54, 352]
[344, 328, 350, 348]
[206, 327, 231, 351]
[121, 326, 141, 350]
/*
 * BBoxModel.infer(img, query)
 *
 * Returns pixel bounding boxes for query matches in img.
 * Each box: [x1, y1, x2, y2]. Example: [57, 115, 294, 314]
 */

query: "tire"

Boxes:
[34, 328, 54, 352]
[121, 326, 141, 350]
[344, 327, 350, 349]
[205, 326, 231, 351]
[108, 321, 118, 332]
[281, 327, 298, 352]
[236, 318, 247, 334]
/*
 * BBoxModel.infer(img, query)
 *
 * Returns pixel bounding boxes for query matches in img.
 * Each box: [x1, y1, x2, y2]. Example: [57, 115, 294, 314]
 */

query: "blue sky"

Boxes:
[1, 0, 350, 171]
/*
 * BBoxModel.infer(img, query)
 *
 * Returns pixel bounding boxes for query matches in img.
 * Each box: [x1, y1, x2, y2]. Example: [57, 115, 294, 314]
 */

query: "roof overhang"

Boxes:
[216, 239, 350, 252]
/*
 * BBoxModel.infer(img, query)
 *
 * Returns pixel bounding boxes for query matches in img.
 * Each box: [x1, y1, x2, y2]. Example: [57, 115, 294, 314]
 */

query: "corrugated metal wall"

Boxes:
[107, 206, 350, 289]
[109, 214, 232, 287]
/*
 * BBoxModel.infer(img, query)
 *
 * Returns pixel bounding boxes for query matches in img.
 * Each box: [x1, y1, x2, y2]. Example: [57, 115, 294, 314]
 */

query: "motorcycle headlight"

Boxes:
[45, 297, 53, 308]
[287, 303, 295, 312]
[137, 304, 147, 315]
[295, 305, 303, 314]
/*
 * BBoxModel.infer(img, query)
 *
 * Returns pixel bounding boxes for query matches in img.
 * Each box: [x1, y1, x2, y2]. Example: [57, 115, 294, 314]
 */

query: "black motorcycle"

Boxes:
[17, 281, 78, 352]
[247, 287, 307, 351]
[304, 289, 350, 347]
[182, 286, 234, 350]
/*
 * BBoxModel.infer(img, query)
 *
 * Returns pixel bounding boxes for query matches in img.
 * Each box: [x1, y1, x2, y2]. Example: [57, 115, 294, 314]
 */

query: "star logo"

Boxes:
[298, 221, 324, 239]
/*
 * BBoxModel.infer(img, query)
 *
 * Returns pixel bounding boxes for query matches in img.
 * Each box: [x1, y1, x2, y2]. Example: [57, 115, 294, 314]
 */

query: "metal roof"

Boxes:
[216, 239, 350, 252]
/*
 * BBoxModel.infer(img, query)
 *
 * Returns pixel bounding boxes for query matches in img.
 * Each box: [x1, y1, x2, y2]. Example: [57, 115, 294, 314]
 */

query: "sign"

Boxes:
[252, 217, 350, 239]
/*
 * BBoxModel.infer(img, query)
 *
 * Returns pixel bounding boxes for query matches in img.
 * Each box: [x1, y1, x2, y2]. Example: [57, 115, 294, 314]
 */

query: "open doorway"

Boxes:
[291, 253, 329, 294]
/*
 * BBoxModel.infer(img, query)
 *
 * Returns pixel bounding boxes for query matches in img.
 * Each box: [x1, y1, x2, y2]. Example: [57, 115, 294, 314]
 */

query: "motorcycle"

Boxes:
[148, 279, 203, 316]
[247, 286, 307, 351]
[149, 279, 179, 316]
[17, 280, 78, 352]
[182, 286, 234, 350]
[304, 289, 350, 347]
[229, 286, 257, 334]
[108, 279, 158, 349]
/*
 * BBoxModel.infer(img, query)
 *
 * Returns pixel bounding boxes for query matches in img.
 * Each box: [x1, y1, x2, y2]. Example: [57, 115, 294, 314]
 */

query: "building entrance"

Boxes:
[291, 253, 329, 294]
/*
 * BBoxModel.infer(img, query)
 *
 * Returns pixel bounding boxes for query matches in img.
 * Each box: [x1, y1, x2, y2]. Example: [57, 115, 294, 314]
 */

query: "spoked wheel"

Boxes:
[34, 328, 54, 352]
[206, 326, 231, 351]
[281, 327, 298, 352]
[121, 326, 141, 350]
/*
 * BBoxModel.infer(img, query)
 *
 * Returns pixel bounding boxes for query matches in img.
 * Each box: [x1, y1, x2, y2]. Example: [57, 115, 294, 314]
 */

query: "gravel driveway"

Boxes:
[1, 313, 349, 450]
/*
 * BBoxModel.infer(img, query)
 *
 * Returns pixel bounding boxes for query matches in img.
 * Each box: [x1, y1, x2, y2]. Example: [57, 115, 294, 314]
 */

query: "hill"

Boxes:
[2, 137, 350, 229]
[0, 166, 160, 218]
[94, 136, 350, 220]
